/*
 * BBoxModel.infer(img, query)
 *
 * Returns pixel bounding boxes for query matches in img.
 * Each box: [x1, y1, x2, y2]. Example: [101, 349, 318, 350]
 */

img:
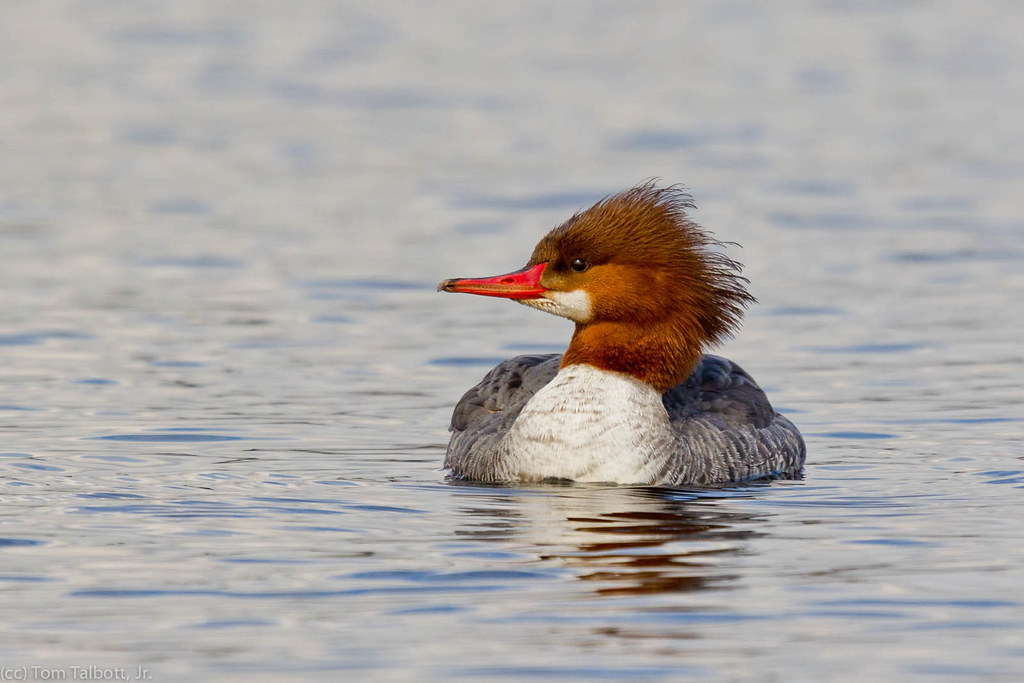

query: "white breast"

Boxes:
[498, 364, 675, 484]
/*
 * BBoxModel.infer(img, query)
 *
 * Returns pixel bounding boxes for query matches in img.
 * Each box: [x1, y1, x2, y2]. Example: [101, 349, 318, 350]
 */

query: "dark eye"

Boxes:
[570, 258, 588, 272]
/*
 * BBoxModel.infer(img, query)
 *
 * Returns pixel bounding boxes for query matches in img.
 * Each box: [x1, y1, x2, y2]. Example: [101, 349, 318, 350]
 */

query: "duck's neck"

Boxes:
[561, 320, 703, 393]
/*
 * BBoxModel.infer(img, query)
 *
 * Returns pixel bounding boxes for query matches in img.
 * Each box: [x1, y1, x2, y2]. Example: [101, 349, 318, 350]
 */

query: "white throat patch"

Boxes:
[518, 289, 592, 323]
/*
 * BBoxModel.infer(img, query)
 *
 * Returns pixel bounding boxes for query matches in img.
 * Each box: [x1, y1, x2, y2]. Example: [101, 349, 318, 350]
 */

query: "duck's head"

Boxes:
[438, 182, 755, 391]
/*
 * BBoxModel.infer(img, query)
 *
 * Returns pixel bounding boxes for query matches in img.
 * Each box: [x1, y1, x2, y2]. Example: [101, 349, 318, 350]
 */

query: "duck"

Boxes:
[437, 182, 805, 486]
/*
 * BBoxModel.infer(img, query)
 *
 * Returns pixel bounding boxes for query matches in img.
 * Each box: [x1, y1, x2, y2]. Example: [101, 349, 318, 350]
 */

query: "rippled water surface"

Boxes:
[1, 1, 1023, 680]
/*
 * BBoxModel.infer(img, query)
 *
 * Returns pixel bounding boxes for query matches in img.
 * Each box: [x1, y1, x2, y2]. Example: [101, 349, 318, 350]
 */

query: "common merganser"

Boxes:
[438, 182, 805, 486]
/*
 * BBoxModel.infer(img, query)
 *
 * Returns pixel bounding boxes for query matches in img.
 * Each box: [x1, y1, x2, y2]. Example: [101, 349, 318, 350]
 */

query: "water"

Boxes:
[1, 1, 1022, 680]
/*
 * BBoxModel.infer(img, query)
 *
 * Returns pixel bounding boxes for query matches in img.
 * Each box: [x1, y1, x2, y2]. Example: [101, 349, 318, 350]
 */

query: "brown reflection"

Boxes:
[452, 484, 768, 598]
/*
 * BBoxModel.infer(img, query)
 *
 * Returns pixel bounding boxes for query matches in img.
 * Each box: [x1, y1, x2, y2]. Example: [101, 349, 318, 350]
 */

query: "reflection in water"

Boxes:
[453, 484, 769, 598]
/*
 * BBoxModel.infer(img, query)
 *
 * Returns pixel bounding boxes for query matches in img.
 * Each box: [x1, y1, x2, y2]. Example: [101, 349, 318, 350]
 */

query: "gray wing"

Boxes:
[661, 355, 806, 484]
[445, 354, 562, 479]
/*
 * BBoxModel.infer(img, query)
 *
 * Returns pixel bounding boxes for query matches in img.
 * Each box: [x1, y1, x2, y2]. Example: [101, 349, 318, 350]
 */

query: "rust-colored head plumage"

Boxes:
[529, 182, 754, 344]
[520, 182, 753, 390]
[439, 181, 756, 392]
